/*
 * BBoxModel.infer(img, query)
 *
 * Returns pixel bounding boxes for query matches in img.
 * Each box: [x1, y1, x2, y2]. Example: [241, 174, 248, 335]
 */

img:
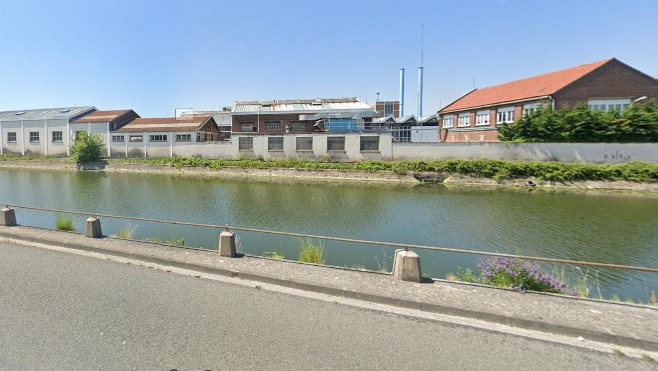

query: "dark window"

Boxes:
[29, 131, 40, 143]
[112, 135, 125, 142]
[7, 132, 17, 143]
[360, 136, 380, 151]
[327, 137, 345, 151]
[239, 137, 253, 150]
[176, 134, 192, 142]
[296, 137, 313, 151]
[268, 137, 284, 151]
[52, 131, 63, 142]
[149, 134, 168, 142]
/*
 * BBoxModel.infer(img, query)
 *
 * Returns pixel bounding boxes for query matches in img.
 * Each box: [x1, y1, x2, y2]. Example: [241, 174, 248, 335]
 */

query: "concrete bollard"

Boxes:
[219, 231, 236, 257]
[85, 217, 103, 238]
[1, 208, 17, 227]
[392, 248, 422, 283]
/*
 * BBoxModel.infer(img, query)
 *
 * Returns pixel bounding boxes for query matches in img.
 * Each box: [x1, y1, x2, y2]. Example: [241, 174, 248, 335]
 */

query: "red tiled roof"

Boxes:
[116, 116, 213, 133]
[72, 110, 137, 123]
[440, 58, 614, 113]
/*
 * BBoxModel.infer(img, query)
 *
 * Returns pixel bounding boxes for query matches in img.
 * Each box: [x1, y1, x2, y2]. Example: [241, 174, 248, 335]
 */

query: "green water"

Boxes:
[1, 167, 657, 303]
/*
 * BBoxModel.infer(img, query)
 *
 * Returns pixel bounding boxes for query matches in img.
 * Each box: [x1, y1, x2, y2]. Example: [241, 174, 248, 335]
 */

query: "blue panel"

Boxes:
[326, 119, 357, 132]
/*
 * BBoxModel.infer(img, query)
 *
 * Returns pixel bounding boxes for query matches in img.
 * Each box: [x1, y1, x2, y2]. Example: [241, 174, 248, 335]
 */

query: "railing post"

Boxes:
[85, 217, 103, 238]
[1, 208, 17, 227]
[392, 248, 422, 282]
[219, 231, 236, 257]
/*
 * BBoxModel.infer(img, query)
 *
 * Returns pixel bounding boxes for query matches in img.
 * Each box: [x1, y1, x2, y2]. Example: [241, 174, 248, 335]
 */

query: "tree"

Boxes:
[498, 100, 658, 143]
[70, 131, 104, 164]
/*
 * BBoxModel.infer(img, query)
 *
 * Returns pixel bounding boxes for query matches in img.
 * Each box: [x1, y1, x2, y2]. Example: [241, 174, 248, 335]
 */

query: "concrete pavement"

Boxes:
[0, 225, 657, 354]
[2, 239, 657, 370]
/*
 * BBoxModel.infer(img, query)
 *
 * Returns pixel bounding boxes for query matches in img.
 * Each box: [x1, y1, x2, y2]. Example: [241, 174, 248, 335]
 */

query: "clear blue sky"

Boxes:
[1, 0, 656, 117]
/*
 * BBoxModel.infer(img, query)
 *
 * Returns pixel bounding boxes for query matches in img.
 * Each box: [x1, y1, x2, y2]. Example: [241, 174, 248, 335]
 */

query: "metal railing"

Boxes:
[2, 203, 657, 274]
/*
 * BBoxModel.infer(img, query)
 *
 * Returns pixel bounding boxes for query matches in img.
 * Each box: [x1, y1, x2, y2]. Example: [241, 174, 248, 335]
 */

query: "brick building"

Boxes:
[371, 100, 400, 118]
[231, 97, 377, 134]
[438, 58, 658, 142]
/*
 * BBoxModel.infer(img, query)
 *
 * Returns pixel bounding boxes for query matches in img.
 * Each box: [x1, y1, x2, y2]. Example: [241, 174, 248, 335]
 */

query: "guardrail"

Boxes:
[2, 204, 657, 282]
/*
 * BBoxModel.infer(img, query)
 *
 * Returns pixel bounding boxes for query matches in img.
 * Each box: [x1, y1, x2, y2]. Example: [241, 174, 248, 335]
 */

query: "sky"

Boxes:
[1, 0, 657, 118]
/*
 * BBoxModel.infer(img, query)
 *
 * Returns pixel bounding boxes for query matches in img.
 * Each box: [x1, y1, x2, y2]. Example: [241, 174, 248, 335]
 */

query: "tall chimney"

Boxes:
[399, 68, 405, 117]
[417, 66, 424, 117]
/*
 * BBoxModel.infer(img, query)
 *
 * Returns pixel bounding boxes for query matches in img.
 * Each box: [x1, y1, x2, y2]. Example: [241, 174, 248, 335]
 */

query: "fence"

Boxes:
[2, 204, 657, 283]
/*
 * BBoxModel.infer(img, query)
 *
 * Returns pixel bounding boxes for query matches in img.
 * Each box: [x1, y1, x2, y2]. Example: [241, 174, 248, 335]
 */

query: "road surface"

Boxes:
[0, 240, 653, 370]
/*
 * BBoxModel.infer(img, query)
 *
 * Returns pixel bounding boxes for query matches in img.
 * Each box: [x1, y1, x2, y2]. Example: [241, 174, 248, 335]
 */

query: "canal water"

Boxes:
[1, 167, 657, 303]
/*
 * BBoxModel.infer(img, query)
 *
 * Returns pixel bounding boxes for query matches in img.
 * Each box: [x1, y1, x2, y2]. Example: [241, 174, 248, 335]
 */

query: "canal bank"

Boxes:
[1, 225, 657, 355]
[1, 158, 658, 193]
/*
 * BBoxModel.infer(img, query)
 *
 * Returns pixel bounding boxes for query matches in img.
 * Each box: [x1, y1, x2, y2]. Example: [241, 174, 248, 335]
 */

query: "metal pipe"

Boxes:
[417, 67, 424, 117]
[399, 68, 405, 117]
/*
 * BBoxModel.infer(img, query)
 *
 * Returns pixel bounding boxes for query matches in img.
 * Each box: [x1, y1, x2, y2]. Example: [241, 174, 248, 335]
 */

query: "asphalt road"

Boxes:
[0, 241, 653, 370]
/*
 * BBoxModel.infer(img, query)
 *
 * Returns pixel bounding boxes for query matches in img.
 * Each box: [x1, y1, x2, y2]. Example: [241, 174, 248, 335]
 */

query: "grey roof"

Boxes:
[395, 115, 418, 124]
[232, 97, 373, 114]
[0, 106, 96, 122]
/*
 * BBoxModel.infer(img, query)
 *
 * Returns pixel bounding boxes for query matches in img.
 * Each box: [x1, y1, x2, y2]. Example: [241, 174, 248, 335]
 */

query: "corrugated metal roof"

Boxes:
[232, 97, 372, 114]
[0, 106, 96, 121]
[115, 116, 214, 133]
[72, 110, 138, 124]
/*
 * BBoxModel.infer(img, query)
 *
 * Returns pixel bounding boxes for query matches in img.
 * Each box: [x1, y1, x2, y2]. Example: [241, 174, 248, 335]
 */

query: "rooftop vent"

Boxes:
[60, 109, 71, 113]
[15, 111, 25, 115]
[311, 99, 323, 105]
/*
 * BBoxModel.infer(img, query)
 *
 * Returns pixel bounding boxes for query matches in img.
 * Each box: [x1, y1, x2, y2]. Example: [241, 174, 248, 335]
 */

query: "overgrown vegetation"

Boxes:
[265, 251, 286, 260]
[297, 238, 325, 264]
[448, 257, 579, 295]
[498, 101, 658, 143]
[141, 157, 658, 183]
[54, 215, 75, 232]
[69, 131, 104, 164]
[3, 152, 657, 184]
[114, 225, 137, 239]
[449, 258, 658, 305]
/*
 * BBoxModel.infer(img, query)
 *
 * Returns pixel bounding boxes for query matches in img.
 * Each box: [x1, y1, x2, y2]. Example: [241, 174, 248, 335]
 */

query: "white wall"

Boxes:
[233, 133, 393, 161]
[0, 119, 68, 156]
[392, 142, 658, 164]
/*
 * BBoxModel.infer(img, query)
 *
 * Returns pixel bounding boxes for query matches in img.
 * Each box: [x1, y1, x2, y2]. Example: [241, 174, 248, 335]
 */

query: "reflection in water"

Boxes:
[1, 168, 657, 302]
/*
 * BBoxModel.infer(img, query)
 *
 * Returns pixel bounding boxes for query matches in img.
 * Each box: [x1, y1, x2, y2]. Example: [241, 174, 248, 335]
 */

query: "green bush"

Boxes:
[499, 100, 658, 143]
[298, 238, 325, 264]
[55, 215, 75, 232]
[70, 131, 104, 164]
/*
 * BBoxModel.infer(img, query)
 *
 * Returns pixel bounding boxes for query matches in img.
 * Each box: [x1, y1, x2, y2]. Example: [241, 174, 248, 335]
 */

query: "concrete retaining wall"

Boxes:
[392, 142, 658, 164]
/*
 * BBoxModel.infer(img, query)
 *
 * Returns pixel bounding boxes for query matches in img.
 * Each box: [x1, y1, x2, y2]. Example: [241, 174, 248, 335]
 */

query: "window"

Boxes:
[384, 102, 394, 116]
[265, 122, 281, 131]
[129, 135, 143, 142]
[176, 134, 192, 142]
[268, 137, 284, 151]
[29, 131, 40, 143]
[289, 122, 305, 131]
[360, 136, 380, 151]
[587, 99, 631, 112]
[523, 103, 541, 116]
[457, 113, 470, 127]
[442, 115, 454, 128]
[296, 137, 313, 151]
[112, 135, 125, 142]
[496, 107, 514, 124]
[52, 131, 63, 142]
[238, 137, 253, 150]
[327, 136, 345, 151]
[7, 132, 17, 143]
[149, 134, 167, 142]
[475, 110, 490, 126]
[240, 122, 255, 132]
